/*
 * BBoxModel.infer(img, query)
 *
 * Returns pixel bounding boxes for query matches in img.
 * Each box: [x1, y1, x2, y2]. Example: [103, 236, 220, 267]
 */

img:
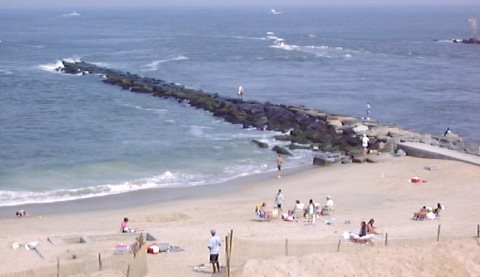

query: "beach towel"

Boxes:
[343, 231, 375, 240]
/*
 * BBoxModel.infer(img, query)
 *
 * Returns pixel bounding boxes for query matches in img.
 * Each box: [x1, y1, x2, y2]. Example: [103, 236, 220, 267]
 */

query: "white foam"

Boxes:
[0, 171, 186, 206]
[145, 55, 189, 71]
[38, 60, 65, 73]
[0, 142, 314, 207]
[188, 125, 213, 138]
[271, 9, 283, 15]
[132, 105, 168, 115]
[269, 37, 363, 59]
[436, 39, 459, 43]
[0, 69, 13, 75]
[232, 36, 266, 41]
[61, 11, 80, 17]
[38, 57, 82, 73]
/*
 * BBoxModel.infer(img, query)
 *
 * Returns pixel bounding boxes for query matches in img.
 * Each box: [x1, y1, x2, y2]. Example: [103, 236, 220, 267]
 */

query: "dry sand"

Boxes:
[0, 154, 479, 276]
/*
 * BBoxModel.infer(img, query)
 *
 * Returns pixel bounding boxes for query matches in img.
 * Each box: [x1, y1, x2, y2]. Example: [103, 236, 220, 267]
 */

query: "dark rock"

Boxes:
[251, 140, 269, 149]
[313, 156, 335, 166]
[352, 156, 367, 163]
[272, 145, 292, 156]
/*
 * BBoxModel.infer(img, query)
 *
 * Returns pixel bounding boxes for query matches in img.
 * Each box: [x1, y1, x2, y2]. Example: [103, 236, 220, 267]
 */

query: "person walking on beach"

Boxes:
[208, 229, 221, 273]
[305, 199, 316, 223]
[276, 153, 284, 178]
[361, 134, 370, 155]
[275, 189, 285, 213]
[237, 85, 244, 99]
[365, 102, 372, 120]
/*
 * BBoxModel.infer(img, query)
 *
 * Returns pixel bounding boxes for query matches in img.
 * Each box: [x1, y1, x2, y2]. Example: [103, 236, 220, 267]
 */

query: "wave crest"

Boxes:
[144, 55, 189, 71]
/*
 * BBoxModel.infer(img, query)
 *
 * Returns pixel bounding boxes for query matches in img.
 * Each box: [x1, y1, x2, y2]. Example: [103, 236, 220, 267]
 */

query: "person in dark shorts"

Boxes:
[275, 189, 285, 213]
[208, 229, 221, 273]
[276, 153, 284, 178]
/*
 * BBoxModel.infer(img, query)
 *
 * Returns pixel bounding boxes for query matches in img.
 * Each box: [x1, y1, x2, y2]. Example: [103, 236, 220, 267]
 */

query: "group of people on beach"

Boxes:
[412, 203, 444, 220]
[256, 190, 336, 223]
[349, 219, 382, 245]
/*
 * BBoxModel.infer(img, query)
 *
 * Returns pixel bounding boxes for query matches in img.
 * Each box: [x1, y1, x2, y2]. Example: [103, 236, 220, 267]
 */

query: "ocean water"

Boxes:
[0, 6, 479, 206]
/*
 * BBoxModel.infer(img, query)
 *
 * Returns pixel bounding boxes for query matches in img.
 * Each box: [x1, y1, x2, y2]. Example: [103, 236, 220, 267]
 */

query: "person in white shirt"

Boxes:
[320, 196, 334, 215]
[366, 102, 372, 120]
[275, 189, 285, 213]
[237, 85, 244, 99]
[361, 134, 370, 155]
[208, 229, 221, 273]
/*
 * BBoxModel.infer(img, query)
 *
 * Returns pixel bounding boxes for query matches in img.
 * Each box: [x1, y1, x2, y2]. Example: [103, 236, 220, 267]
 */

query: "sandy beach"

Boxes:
[1, 154, 479, 276]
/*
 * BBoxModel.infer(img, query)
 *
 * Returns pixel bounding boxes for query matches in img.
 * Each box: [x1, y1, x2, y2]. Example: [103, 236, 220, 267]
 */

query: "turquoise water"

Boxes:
[0, 6, 479, 206]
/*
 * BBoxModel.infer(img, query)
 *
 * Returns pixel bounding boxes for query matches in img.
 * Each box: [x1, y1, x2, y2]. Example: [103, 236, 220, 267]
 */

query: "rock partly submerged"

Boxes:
[56, 60, 479, 165]
[452, 37, 480, 45]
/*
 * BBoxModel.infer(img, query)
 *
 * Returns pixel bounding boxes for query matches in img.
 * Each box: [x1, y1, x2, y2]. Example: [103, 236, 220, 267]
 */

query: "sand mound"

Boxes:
[236, 238, 480, 276]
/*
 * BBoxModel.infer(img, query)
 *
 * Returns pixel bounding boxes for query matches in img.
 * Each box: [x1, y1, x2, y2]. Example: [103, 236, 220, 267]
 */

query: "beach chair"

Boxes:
[320, 205, 335, 216]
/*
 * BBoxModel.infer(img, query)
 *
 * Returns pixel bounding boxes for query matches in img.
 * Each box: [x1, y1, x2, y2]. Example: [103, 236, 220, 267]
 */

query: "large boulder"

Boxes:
[252, 140, 269, 149]
[272, 145, 292, 156]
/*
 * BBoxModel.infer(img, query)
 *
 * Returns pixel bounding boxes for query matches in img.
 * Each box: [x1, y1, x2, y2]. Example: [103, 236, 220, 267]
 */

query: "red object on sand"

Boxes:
[411, 177, 421, 183]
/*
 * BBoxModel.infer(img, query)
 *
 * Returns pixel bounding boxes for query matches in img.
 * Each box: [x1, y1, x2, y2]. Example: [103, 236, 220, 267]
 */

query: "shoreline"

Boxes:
[0, 165, 314, 218]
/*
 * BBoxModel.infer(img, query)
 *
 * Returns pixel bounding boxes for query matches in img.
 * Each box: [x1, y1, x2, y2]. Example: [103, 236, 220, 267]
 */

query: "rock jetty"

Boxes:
[56, 60, 479, 166]
[452, 38, 480, 45]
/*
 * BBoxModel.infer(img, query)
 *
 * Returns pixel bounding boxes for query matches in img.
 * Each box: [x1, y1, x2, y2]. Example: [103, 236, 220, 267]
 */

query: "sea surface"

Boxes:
[1, 5, 479, 206]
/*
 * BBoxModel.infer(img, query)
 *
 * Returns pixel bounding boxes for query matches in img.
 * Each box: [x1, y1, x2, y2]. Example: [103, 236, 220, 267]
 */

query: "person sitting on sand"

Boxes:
[121, 217, 136, 233]
[367, 218, 382, 234]
[288, 200, 304, 219]
[258, 202, 273, 219]
[359, 221, 367, 237]
[433, 203, 444, 217]
[320, 196, 334, 216]
[349, 221, 374, 245]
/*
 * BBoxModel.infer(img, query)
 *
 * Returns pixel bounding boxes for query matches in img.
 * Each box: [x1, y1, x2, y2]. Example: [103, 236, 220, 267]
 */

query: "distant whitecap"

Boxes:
[62, 11, 80, 17]
[271, 9, 283, 15]
[144, 55, 189, 71]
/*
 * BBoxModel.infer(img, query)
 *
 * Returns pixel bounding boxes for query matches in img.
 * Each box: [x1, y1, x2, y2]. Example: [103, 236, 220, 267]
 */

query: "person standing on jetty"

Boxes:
[208, 229, 221, 273]
[443, 127, 451, 136]
[275, 189, 285, 213]
[237, 85, 244, 99]
[276, 153, 284, 178]
[365, 102, 372, 120]
[362, 134, 370, 155]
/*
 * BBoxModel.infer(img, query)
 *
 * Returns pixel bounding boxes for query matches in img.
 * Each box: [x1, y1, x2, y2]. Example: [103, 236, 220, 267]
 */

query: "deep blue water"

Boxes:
[0, 6, 479, 206]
